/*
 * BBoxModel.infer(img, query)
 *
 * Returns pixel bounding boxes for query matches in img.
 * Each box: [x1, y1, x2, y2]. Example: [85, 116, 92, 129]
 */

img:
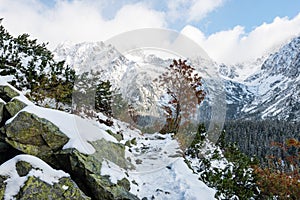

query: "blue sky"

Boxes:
[38, 0, 300, 35]
[197, 0, 300, 34]
[1, 0, 300, 63]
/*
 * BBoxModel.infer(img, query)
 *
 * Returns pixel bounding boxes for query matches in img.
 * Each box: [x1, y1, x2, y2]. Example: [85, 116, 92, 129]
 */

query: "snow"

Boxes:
[12, 94, 35, 106]
[100, 130, 216, 200]
[128, 157, 216, 200]
[62, 185, 69, 190]
[99, 118, 215, 199]
[101, 154, 216, 200]
[0, 75, 14, 85]
[0, 154, 69, 200]
[6, 105, 118, 154]
[0, 79, 34, 106]
[126, 133, 181, 172]
[101, 159, 127, 184]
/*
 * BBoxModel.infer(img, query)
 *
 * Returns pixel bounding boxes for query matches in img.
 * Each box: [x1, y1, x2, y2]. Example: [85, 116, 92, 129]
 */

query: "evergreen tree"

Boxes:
[185, 125, 260, 199]
[95, 80, 112, 116]
[0, 23, 75, 110]
[72, 70, 114, 117]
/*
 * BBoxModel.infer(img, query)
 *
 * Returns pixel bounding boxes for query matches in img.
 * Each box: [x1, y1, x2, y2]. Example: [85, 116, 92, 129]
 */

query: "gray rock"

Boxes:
[56, 140, 138, 200]
[0, 85, 19, 102]
[5, 98, 27, 118]
[0, 159, 90, 200]
[3, 111, 69, 160]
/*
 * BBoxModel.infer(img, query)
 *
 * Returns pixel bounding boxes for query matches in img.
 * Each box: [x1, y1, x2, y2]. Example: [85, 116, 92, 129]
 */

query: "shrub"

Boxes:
[185, 126, 260, 200]
[254, 138, 300, 199]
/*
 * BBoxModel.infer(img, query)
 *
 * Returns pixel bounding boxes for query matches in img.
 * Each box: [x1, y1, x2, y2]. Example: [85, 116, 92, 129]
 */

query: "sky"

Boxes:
[1, 0, 300, 64]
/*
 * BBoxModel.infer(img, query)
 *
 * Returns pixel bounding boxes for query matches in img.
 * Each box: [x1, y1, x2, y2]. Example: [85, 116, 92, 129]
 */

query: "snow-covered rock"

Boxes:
[0, 154, 89, 200]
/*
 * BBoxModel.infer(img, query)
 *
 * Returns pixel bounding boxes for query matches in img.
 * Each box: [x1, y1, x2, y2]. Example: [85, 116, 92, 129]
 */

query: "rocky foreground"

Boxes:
[0, 82, 215, 200]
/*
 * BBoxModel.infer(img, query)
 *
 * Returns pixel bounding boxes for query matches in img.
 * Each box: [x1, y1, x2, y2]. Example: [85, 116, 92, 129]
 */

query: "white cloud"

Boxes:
[0, 0, 166, 49]
[167, 0, 225, 22]
[2, 0, 300, 65]
[181, 13, 300, 64]
[188, 0, 224, 22]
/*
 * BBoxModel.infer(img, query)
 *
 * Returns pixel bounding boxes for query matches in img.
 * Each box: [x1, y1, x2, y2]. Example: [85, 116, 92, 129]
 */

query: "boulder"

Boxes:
[0, 84, 29, 124]
[0, 175, 6, 199]
[56, 140, 138, 200]
[0, 84, 139, 199]
[3, 111, 69, 160]
[2, 108, 138, 199]
[4, 98, 27, 118]
[14, 176, 90, 200]
[0, 128, 21, 165]
[0, 155, 90, 200]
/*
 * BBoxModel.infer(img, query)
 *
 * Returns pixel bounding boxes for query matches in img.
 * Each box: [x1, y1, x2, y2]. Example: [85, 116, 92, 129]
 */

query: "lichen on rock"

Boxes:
[4, 98, 27, 118]
[16, 160, 32, 177]
[14, 176, 90, 200]
[55, 139, 138, 200]
[0, 85, 19, 102]
[3, 111, 69, 159]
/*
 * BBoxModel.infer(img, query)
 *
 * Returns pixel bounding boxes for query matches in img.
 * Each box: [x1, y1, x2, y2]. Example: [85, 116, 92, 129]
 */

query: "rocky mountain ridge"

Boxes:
[54, 35, 300, 122]
[223, 36, 300, 121]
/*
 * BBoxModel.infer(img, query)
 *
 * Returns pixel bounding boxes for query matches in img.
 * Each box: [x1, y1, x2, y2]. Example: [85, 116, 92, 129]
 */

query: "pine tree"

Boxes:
[95, 80, 113, 116]
[0, 23, 75, 110]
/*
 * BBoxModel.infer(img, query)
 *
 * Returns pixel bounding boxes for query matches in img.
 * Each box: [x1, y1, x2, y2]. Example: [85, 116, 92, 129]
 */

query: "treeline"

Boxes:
[223, 119, 300, 166]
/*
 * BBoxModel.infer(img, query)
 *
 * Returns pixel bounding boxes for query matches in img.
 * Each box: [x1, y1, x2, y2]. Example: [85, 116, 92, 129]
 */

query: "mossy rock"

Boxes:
[0, 133, 22, 165]
[118, 178, 131, 191]
[55, 139, 137, 200]
[88, 174, 138, 200]
[0, 85, 19, 102]
[5, 98, 27, 118]
[125, 138, 137, 148]
[0, 175, 6, 199]
[14, 176, 90, 200]
[0, 101, 4, 123]
[4, 111, 69, 159]
[91, 139, 133, 169]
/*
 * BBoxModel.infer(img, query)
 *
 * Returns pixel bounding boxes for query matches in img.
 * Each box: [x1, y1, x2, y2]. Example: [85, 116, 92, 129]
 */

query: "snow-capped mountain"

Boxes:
[54, 35, 300, 122]
[221, 36, 300, 121]
[241, 36, 300, 121]
[54, 41, 132, 88]
[54, 42, 219, 130]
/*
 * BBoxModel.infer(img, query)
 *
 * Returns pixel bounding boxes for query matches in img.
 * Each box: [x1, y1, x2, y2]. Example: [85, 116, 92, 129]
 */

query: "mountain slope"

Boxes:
[53, 35, 300, 123]
[242, 36, 300, 121]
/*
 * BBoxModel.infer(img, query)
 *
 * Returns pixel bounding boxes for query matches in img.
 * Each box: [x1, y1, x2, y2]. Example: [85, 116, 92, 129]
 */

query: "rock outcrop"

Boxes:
[0, 83, 139, 200]
[56, 140, 138, 200]
[3, 111, 69, 159]
[0, 155, 90, 200]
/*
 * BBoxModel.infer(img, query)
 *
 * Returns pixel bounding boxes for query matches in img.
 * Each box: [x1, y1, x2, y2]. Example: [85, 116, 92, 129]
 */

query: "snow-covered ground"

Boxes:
[97, 113, 217, 199]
